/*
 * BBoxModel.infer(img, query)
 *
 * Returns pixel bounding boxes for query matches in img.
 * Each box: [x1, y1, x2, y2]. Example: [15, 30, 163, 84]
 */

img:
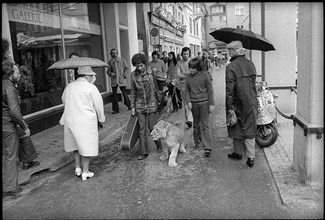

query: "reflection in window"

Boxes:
[61, 3, 105, 93]
[7, 3, 105, 116]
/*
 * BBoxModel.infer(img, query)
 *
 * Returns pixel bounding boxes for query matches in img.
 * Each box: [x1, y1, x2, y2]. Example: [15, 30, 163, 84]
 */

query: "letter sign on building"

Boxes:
[150, 27, 160, 46]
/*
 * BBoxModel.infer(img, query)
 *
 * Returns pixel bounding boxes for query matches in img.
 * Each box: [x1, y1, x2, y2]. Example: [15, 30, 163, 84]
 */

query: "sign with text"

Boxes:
[7, 5, 101, 35]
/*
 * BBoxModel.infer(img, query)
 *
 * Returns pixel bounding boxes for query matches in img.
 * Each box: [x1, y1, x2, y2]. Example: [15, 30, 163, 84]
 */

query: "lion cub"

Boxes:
[150, 120, 187, 167]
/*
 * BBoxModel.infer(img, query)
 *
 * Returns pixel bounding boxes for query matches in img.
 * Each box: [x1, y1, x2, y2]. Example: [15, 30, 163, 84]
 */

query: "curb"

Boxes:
[49, 121, 128, 173]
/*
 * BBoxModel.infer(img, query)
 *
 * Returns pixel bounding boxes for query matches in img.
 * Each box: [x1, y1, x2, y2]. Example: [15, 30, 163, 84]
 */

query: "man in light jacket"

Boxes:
[60, 66, 105, 180]
[107, 48, 131, 114]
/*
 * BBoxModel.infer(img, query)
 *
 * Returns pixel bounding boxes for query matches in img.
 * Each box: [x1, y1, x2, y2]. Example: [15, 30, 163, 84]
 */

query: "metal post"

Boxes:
[261, 2, 265, 81]
[249, 2, 252, 61]
[100, 3, 110, 92]
[58, 3, 68, 84]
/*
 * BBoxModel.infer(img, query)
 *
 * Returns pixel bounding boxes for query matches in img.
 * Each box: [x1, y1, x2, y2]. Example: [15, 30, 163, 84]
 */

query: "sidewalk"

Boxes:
[17, 102, 131, 186]
[17, 99, 323, 217]
[263, 114, 323, 218]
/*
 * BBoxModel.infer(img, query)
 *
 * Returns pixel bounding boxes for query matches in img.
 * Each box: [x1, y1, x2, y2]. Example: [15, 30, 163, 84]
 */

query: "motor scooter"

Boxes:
[255, 81, 279, 147]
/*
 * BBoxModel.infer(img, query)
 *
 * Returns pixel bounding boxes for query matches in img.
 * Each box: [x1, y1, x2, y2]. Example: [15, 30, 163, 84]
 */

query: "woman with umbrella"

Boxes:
[59, 66, 105, 180]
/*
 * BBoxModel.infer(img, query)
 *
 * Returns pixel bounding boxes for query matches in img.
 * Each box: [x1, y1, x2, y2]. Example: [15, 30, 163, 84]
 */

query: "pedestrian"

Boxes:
[208, 51, 215, 67]
[197, 51, 202, 59]
[177, 53, 182, 61]
[2, 61, 28, 196]
[160, 51, 168, 66]
[130, 53, 164, 160]
[167, 51, 182, 112]
[148, 51, 167, 112]
[200, 50, 213, 81]
[59, 66, 105, 180]
[225, 40, 258, 168]
[107, 48, 131, 114]
[16, 66, 39, 170]
[69, 52, 80, 81]
[176, 47, 193, 128]
[2, 38, 13, 63]
[184, 57, 215, 157]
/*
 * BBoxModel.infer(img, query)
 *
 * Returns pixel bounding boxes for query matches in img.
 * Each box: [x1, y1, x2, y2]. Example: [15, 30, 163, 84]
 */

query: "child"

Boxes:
[184, 57, 215, 157]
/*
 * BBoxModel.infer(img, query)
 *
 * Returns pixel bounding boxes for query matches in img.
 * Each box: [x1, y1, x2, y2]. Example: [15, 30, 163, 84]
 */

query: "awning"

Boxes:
[18, 33, 82, 46]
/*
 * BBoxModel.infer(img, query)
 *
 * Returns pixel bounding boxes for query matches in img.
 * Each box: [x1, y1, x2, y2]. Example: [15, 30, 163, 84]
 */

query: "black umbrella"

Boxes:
[209, 28, 275, 51]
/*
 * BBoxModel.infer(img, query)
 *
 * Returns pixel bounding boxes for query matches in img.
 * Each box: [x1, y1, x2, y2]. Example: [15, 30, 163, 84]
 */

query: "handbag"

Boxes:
[227, 109, 237, 127]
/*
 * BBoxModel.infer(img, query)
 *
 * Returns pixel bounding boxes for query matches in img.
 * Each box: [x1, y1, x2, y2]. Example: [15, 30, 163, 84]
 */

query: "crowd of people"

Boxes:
[3, 38, 257, 196]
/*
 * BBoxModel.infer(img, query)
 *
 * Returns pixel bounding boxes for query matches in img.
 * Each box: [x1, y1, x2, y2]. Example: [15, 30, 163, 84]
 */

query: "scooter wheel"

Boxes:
[256, 123, 278, 147]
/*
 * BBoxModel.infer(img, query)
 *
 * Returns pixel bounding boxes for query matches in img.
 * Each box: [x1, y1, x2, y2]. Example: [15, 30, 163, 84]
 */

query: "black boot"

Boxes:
[154, 140, 162, 153]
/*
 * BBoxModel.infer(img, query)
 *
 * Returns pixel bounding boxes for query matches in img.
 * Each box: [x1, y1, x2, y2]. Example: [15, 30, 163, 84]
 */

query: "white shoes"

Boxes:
[82, 172, 94, 181]
[75, 167, 82, 177]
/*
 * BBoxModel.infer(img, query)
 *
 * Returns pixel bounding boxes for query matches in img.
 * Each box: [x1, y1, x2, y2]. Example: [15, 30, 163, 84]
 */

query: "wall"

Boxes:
[103, 3, 138, 89]
[127, 3, 139, 74]
[294, 2, 324, 186]
[251, 2, 297, 113]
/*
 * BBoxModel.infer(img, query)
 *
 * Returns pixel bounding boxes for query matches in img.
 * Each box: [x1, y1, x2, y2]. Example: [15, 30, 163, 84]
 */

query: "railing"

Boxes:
[269, 85, 323, 139]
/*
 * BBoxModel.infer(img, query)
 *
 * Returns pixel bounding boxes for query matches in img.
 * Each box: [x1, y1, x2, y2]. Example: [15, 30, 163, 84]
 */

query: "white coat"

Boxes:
[60, 77, 105, 156]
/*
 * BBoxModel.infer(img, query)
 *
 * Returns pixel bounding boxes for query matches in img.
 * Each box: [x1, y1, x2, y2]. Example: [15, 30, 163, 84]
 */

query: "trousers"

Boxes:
[138, 112, 161, 154]
[17, 126, 37, 163]
[3, 123, 38, 192]
[233, 138, 256, 159]
[112, 86, 130, 112]
[2, 123, 20, 192]
[191, 101, 212, 151]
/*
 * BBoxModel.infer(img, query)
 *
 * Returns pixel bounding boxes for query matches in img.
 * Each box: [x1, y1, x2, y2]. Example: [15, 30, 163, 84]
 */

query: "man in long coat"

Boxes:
[225, 41, 258, 167]
[107, 48, 131, 114]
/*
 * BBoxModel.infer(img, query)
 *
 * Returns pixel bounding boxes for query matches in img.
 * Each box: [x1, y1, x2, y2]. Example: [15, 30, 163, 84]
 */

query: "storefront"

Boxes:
[2, 3, 138, 134]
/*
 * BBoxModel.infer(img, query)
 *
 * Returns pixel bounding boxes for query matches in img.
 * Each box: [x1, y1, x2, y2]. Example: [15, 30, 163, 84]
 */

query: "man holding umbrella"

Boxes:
[225, 40, 258, 168]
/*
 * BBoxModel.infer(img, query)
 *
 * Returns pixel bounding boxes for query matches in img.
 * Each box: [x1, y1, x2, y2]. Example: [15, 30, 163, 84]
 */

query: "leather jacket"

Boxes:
[2, 79, 28, 130]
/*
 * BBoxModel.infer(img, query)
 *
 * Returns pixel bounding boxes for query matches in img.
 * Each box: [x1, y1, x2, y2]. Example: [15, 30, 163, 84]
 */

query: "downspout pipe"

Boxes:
[261, 2, 265, 81]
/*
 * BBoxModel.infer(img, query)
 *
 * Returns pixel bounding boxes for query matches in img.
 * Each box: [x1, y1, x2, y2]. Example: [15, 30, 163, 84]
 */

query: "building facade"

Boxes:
[205, 3, 227, 56]
[137, 3, 206, 60]
[183, 3, 204, 57]
[136, 3, 186, 60]
[2, 3, 138, 134]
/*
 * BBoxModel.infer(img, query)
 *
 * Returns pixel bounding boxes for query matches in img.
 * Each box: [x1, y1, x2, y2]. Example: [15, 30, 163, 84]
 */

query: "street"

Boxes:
[2, 65, 293, 219]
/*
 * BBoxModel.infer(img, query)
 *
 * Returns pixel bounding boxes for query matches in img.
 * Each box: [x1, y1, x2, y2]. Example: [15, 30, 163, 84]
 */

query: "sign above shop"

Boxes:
[7, 4, 101, 35]
[151, 14, 160, 26]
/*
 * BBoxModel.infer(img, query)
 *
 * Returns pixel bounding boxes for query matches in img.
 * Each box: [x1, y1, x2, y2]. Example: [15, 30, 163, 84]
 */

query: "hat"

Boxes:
[78, 66, 96, 75]
[226, 41, 244, 49]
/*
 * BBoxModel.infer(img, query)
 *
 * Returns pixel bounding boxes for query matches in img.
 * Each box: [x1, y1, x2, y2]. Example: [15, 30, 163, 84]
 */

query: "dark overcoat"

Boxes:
[225, 54, 258, 139]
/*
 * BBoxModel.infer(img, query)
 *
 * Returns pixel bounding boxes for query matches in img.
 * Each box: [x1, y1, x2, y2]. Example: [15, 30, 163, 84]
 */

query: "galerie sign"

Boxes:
[7, 5, 60, 28]
[7, 5, 100, 35]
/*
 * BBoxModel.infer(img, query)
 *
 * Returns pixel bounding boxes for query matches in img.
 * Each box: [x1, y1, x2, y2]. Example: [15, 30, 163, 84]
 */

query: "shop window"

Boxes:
[61, 3, 105, 93]
[6, 3, 105, 116]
